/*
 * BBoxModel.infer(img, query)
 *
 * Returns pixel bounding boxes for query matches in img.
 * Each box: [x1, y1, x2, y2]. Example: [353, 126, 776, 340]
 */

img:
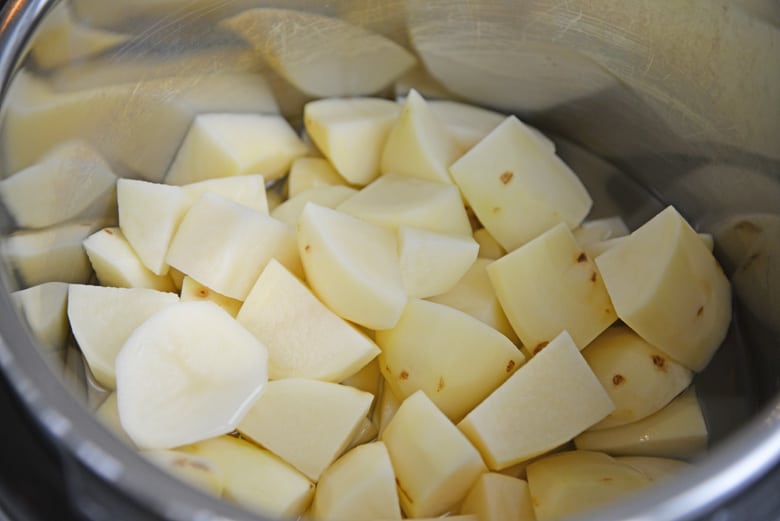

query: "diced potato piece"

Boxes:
[297, 204, 406, 330]
[180, 276, 242, 317]
[450, 116, 592, 251]
[239, 379, 373, 481]
[381, 90, 461, 184]
[224, 9, 415, 98]
[616, 456, 691, 482]
[142, 449, 223, 496]
[488, 223, 617, 351]
[310, 442, 401, 521]
[184, 436, 314, 519]
[303, 98, 400, 185]
[94, 393, 135, 447]
[167, 193, 301, 301]
[338, 174, 472, 236]
[341, 359, 381, 396]
[67, 285, 179, 389]
[595, 206, 731, 371]
[573, 216, 629, 246]
[181, 175, 268, 214]
[166, 113, 307, 185]
[377, 299, 524, 422]
[271, 185, 358, 228]
[574, 387, 708, 459]
[0, 141, 117, 229]
[398, 226, 479, 298]
[3, 221, 101, 286]
[460, 473, 536, 521]
[382, 391, 487, 518]
[526, 451, 652, 521]
[117, 179, 191, 276]
[375, 383, 402, 438]
[586, 232, 716, 263]
[83, 227, 176, 292]
[458, 331, 614, 470]
[12, 282, 69, 353]
[428, 258, 518, 344]
[116, 302, 269, 450]
[583, 325, 692, 430]
[288, 157, 346, 198]
[238, 259, 379, 382]
[473, 228, 505, 260]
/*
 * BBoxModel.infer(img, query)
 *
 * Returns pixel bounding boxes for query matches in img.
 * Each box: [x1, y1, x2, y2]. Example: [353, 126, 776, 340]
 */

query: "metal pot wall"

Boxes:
[0, 1, 779, 520]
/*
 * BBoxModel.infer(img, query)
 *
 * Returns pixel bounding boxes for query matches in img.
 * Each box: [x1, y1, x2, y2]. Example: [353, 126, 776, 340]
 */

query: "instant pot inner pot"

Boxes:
[0, 1, 779, 520]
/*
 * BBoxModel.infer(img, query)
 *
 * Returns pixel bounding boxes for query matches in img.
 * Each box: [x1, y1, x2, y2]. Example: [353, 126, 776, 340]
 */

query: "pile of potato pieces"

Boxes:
[3, 87, 732, 521]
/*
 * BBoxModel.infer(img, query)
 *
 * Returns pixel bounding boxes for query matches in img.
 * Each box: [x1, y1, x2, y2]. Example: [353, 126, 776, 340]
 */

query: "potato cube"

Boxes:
[460, 473, 536, 521]
[271, 185, 357, 228]
[12, 281, 70, 352]
[288, 157, 346, 198]
[181, 175, 268, 214]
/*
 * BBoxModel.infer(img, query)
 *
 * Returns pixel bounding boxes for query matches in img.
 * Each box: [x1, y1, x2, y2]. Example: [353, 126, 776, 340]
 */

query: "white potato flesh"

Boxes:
[183, 436, 314, 519]
[67, 284, 179, 389]
[377, 299, 524, 422]
[460, 472, 536, 521]
[616, 456, 691, 482]
[237, 259, 380, 382]
[583, 325, 692, 430]
[587, 232, 716, 261]
[487, 223, 617, 351]
[303, 98, 400, 185]
[288, 157, 347, 198]
[381, 90, 461, 184]
[116, 301, 269, 450]
[271, 185, 357, 228]
[180, 276, 242, 317]
[181, 175, 268, 214]
[94, 393, 135, 447]
[239, 378, 374, 481]
[458, 331, 614, 470]
[310, 442, 402, 521]
[526, 450, 652, 521]
[166, 193, 302, 301]
[450, 116, 592, 251]
[381, 390, 487, 518]
[0, 140, 117, 229]
[2, 221, 98, 286]
[337, 174, 472, 236]
[574, 387, 708, 459]
[142, 449, 223, 496]
[473, 228, 505, 260]
[573, 216, 629, 246]
[595, 206, 731, 371]
[398, 226, 479, 298]
[428, 258, 518, 344]
[117, 179, 191, 276]
[165, 113, 307, 185]
[341, 359, 381, 397]
[223, 9, 415, 98]
[297, 203, 406, 330]
[83, 227, 176, 292]
[12, 282, 70, 353]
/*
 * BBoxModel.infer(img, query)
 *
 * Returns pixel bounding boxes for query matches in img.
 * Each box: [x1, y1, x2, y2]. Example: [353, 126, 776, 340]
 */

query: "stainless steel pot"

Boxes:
[0, 1, 778, 520]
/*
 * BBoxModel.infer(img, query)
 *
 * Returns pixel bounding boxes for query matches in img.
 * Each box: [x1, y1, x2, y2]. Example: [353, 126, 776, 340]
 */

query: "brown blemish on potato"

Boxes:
[697, 306, 704, 317]
[590, 271, 598, 282]
[304, 244, 312, 253]
[396, 478, 414, 504]
[506, 360, 516, 373]
[197, 288, 209, 298]
[492, 207, 502, 214]
[436, 377, 445, 392]
[735, 220, 761, 234]
[652, 354, 668, 371]
[600, 477, 614, 482]
[500, 171, 514, 185]
[577, 252, 587, 263]
[399, 370, 409, 380]
[104, 229, 113, 235]
[534, 341, 549, 355]
[612, 374, 625, 386]
[741, 252, 762, 271]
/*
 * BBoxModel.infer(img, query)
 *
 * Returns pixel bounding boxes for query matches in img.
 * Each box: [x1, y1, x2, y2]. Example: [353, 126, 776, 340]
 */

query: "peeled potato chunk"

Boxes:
[337, 174, 472, 236]
[238, 378, 374, 481]
[12, 281, 70, 352]
[67, 284, 179, 389]
[381, 390, 487, 518]
[450, 115, 592, 251]
[237, 259, 380, 382]
[398, 226, 479, 298]
[303, 98, 400, 185]
[116, 301, 269, 450]
[166, 193, 301, 301]
[526, 450, 652, 521]
[460, 472, 536, 521]
[165, 113, 307, 185]
[487, 223, 617, 351]
[310, 442, 402, 521]
[458, 331, 614, 470]
[297, 203, 406, 330]
[616, 456, 691, 482]
[181, 175, 268, 214]
[287, 157, 347, 198]
[595, 206, 731, 371]
[142, 449, 223, 496]
[381, 89, 461, 184]
[183, 436, 314, 519]
[271, 185, 357, 228]
[574, 387, 708, 459]
[583, 325, 692, 430]
[377, 299, 524, 422]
